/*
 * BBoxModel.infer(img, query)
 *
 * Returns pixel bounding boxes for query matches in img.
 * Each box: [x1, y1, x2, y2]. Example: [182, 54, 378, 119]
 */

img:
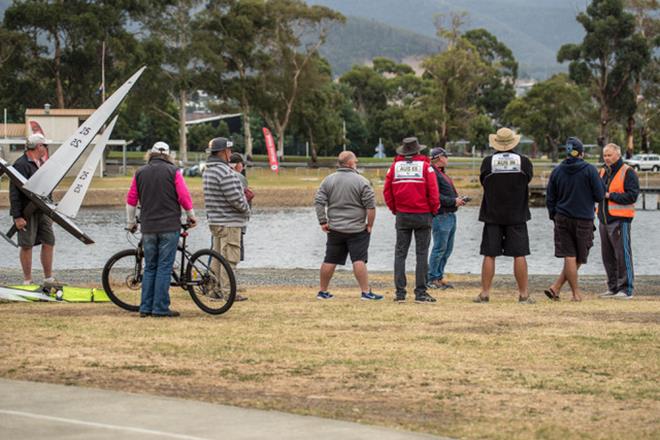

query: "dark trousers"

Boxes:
[599, 221, 634, 295]
[394, 212, 432, 298]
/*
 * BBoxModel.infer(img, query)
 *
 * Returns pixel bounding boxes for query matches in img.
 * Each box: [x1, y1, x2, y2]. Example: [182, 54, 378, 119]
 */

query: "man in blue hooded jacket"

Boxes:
[544, 137, 605, 301]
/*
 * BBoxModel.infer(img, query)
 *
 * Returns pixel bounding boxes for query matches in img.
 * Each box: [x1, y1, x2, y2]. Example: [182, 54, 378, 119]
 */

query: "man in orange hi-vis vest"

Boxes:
[597, 143, 640, 299]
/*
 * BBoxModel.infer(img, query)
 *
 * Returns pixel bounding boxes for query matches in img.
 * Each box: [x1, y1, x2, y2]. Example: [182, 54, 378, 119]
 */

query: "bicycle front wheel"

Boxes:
[101, 249, 143, 312]
[185, 249, 236, 315]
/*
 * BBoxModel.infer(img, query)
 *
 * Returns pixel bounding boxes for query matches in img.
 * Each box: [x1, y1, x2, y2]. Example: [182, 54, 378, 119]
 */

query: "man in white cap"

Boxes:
[474, 128, 535, 304]
[9, 133, 56, 285]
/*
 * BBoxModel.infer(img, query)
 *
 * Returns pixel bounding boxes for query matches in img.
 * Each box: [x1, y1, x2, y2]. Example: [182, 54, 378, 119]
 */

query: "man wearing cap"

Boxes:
[427, 146, 466, 290]
[203, 137, 250, 301]
[597, 143, 639, 299]
[475, 128, 535, 304]
[229, 152, 254, 269]
[384, 137, 440, 303]
[9, 133, 57, 286]
[544, 137, 605, 302]
[314, 151, 381, 300]
[126, 141, 197, 317]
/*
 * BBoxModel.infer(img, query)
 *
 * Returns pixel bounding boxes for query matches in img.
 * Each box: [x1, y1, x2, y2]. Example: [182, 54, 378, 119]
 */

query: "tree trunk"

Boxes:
[276, 124, 285, 160]
[599, 104, 610, 146]
[625, 115, 635, 159]
[307, 125, 318, 166]
[241, 92, 253, 160]
[53, 33, 64, 108]
[179, 88, 188, 163]
[641, 126, 649, 153]
[545, 134, 559, 163]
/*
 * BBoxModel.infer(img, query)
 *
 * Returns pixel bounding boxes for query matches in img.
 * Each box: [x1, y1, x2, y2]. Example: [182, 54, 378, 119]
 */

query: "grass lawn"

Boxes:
[0, 275, 658, 439]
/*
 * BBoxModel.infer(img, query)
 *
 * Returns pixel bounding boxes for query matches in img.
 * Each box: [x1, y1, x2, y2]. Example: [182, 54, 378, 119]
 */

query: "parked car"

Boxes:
[625, 154, 660, 171]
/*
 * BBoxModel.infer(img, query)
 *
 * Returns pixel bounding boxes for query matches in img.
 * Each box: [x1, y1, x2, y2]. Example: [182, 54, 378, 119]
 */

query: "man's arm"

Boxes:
[224, 173, 250, 213]
[314, 179, 329, 226]
[523, 156, 534, 182]
[426, 166, 440, 214]
[366, 208, 376, 233]
[383, 164, 396, 213]
[545, 170, 557, 220]
[590, 166, 605, 203]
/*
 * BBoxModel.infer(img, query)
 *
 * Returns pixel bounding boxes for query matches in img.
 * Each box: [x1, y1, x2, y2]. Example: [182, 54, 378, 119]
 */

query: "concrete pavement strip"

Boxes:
[0, 379, 450, 440]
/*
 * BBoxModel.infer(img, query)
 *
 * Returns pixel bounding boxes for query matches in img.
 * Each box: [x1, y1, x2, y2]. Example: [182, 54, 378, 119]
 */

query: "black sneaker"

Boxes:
[153, 310, 181, 318]
[394, 293, 406, 303]
[139, 312, 151, 318]
[415, 294, 437, 303]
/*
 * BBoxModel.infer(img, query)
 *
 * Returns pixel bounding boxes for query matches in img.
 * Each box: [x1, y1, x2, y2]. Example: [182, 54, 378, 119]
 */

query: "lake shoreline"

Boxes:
[2, 268, 659, 296]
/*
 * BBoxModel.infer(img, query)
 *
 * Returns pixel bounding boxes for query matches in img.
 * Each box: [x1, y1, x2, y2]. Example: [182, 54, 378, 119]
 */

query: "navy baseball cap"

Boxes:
[565, 137, 584, 157]
[430, 147, 448, 159]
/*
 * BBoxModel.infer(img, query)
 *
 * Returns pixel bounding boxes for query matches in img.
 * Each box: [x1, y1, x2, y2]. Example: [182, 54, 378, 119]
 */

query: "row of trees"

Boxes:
[0, 0, 658, 162]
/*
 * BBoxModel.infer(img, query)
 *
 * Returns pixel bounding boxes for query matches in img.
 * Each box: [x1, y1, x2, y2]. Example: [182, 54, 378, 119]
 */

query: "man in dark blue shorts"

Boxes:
[314, 151, 381, 300]
[475, 128, 535, 304]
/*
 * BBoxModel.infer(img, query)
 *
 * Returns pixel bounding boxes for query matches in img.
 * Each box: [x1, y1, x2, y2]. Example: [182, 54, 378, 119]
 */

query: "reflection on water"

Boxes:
[0, 207, 658, 275]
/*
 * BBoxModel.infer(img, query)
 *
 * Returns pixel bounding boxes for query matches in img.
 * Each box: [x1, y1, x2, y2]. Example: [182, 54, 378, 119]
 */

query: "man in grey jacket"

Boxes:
[314, 151, 382, 300]
[203, 137, 250, 300]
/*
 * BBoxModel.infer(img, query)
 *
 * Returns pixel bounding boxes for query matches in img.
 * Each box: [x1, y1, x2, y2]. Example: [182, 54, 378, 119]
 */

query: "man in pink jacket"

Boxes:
[126, 142, 197, 317]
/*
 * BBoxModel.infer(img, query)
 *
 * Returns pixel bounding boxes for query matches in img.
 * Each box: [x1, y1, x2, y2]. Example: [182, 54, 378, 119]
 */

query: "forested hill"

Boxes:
[310, 0, 586, 78]
[320, 16, 442, 75]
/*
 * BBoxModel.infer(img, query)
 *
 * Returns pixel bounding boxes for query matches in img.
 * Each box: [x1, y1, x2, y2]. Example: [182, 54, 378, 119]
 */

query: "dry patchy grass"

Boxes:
[0, 280, 658, 440]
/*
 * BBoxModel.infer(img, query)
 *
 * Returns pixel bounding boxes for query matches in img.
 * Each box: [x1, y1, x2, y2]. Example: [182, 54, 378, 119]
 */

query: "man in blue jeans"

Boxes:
[427, 147, 466, 290]
[126, 142, 197, 317]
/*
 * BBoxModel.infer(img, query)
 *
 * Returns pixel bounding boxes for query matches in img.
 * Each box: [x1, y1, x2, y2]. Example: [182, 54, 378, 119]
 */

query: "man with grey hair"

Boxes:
[9, 133, 57, 286]
[314, 151, 381, 300]
[597, 143, 639, 299]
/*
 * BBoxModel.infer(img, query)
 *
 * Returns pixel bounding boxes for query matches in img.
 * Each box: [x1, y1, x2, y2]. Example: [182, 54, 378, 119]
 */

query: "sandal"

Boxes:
[544, 287, 560, 301]
[473, 294, 489, 303]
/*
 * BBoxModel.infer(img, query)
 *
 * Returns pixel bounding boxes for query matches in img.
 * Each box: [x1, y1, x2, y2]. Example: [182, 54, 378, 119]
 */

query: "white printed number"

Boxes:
[491, 153, 521, 173]
[394, 161, 424, 179]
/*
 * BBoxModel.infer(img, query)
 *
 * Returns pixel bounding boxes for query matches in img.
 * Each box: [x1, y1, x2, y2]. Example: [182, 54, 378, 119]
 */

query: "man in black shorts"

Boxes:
[475, 128, 535, 303]
[545, 138, 604, 301]
[314, 151, 381, 300]
[9, 134, 57, 286]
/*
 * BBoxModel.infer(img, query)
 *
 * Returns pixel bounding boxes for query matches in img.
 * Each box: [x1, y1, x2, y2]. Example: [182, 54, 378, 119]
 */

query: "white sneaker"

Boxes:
[611, 292, 633, 299]
[599, 291, 616, 298]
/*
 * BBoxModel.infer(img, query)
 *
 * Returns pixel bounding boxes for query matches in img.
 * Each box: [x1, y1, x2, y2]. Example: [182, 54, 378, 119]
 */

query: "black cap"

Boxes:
[565, 137, 584, 157]
[229, 152, 244, 164]
[430, 147, 448, 159]
[208, 137, 233, 153]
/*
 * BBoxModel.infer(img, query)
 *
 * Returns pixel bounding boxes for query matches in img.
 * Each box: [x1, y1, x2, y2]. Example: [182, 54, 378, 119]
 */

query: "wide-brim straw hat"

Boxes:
[489, 128, 521, 152]
[396, 137, 427, 156]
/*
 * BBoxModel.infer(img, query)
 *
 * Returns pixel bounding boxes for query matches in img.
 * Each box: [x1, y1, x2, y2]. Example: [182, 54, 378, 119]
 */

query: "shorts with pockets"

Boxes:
[17, 213, 55, 248]
[480, 223, 529, 257]
[324, 229, 370, 265]
[553, 214, 594, 264]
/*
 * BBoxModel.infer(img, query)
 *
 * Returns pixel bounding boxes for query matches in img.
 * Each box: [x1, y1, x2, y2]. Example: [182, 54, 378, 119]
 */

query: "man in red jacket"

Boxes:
[384, 137, 440, 303]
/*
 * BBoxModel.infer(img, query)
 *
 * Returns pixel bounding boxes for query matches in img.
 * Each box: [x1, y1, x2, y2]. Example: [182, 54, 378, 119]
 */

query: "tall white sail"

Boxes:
[56, 116, 118, 219]
[23, 66, 146, 197]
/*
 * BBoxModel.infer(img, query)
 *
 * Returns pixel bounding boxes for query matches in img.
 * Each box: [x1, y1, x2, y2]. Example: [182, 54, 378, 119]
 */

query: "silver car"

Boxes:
[625, 154, 660, 171]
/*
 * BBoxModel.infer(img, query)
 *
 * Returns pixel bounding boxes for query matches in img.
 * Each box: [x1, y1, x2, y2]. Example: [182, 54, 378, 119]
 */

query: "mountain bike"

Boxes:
[101, 224, 236, 315]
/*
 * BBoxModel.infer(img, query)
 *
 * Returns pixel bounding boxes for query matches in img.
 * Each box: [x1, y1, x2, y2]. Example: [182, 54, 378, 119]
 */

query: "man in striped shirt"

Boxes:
[202, 137, 250, 300]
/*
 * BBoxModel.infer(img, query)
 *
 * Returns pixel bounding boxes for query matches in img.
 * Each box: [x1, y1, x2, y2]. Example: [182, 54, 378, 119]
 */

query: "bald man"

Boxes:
[314, 151, 382, 300]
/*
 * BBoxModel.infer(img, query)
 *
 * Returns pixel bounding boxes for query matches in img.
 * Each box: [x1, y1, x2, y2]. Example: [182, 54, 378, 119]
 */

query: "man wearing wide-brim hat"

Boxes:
[474, 128, 535, 304]
[384, 137, 440, 303]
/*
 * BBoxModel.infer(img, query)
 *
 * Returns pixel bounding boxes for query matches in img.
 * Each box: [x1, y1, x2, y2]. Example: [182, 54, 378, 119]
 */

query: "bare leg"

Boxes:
[319, 263, 336, 292]
[514, 256, 529, 299]
[352, 261, 369, 292]
[41, 244, 54, 279]
[480, 256, 495, 299]
[563, 257, 581, 301]
[19, 247, 33, 282]
[551, 262, 582, 296]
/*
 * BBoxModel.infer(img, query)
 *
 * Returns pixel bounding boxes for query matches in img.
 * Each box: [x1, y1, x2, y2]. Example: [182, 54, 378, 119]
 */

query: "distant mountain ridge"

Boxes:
[320, 16, 443, 75]
[310, 0, 586, 78]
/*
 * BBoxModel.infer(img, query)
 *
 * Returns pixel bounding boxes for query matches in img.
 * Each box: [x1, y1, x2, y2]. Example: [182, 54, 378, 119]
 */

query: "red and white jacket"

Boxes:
[384, 154, 440, 214]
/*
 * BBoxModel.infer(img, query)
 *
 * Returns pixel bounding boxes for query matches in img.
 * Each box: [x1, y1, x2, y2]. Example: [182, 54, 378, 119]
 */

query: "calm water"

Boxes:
[0, 207, 660, 275]
[0, 206, 658, 275]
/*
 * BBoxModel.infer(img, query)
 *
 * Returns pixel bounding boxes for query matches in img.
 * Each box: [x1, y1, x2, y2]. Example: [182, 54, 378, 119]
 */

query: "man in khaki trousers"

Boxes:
[202, 137, 250, 301]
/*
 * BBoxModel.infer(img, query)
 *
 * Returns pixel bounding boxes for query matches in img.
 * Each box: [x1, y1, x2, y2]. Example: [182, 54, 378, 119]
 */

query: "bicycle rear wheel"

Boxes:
[101, 249, 142, 312]
[185, 249, 236, 315]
